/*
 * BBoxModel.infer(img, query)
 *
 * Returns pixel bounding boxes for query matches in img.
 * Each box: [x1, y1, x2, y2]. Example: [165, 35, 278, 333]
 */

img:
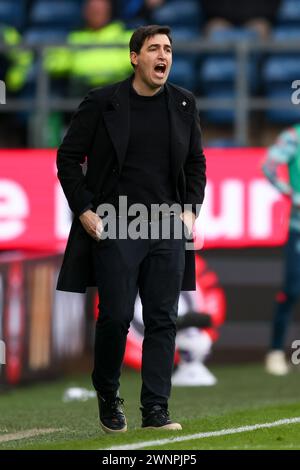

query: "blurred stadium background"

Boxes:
[0, 0, 300, 450]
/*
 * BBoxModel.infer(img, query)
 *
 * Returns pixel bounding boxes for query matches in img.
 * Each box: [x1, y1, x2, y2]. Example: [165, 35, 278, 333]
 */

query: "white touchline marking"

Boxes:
[103, 417, 300, 450]
[0, 428, 63, 443]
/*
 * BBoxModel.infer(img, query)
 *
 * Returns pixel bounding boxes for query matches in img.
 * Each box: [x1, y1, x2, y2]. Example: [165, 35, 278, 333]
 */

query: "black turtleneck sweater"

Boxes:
[117, 85, 177, 211]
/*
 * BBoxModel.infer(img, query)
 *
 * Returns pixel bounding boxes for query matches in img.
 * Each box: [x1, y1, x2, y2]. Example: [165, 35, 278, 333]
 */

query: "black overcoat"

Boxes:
[56, 76, 206, 292]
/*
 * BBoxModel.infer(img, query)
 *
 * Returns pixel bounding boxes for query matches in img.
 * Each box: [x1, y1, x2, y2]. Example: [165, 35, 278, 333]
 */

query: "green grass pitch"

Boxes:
[0, 364, 300, 450]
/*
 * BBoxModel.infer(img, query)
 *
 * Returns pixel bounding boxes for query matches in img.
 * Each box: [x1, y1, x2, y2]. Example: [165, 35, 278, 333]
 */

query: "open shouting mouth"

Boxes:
[154, 63, 167, 79]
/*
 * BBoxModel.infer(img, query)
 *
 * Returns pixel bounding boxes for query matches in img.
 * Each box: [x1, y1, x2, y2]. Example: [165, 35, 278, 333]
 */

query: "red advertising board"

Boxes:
[0, 148, 290, 251]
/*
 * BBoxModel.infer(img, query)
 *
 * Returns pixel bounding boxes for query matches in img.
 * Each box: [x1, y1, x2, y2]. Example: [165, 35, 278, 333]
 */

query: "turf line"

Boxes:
[104, 417, 300, 450]
[0, 428, 63, 443]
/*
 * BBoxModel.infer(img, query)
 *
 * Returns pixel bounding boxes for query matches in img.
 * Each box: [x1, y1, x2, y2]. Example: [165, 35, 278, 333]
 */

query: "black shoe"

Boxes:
[97, 393, 127, 433]
[141, 405, 182, 430]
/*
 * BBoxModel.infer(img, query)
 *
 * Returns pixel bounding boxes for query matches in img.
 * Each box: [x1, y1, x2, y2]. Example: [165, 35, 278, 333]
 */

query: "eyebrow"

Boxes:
[147, 43, 172, 49]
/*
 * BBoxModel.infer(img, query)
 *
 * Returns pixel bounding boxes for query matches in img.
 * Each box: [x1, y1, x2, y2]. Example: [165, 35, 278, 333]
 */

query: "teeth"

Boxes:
[155, 64, 165, 72]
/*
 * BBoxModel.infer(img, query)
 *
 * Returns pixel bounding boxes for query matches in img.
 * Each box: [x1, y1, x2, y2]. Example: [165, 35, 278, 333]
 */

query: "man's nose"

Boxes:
[158, 49, 168, 60]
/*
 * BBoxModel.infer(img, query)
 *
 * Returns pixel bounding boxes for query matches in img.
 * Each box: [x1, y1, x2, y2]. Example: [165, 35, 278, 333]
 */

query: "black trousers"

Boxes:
[91, 215, 186, 408]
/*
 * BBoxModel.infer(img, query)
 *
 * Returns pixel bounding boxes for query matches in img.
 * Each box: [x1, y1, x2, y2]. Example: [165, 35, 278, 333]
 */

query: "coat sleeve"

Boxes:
[184, 97, 206, 218]
[56, 89, 101, 216]
[261, 127, 296, 197]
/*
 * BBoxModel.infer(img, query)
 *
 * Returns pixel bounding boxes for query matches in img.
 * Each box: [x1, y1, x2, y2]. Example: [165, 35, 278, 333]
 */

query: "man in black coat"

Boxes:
[56, 24, 206, 433]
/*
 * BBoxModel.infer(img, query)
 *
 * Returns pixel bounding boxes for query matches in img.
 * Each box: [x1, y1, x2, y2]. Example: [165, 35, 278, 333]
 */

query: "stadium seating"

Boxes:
[29, 0, 83, 29]
[169, 57, 197, 91]
[151, 0, 202, 28]
[198, 27, 260, 123]
[272, 26, 300, 40]
[276, 0, 300, 25]
[263, 55, 300, 84]
[171, 26, 200, 41]
[0, 0, 25, 30]
[24, 28, 69, 45]
[201, 56, 257, 89]
[262, 23, 300, 122]
[201, 88, 235, 124]
[119, 0, 143, 20]
[265, 89, 300, 123]
[207, 27, 260, 43]
[262, 54, 300, 123]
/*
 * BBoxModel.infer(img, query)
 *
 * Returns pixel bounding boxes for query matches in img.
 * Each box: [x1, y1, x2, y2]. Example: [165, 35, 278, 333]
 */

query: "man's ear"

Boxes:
[130, 51, 138, 67]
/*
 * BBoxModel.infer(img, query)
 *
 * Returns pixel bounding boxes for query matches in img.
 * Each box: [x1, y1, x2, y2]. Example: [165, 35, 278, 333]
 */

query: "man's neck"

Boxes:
[132, 76, 163, 97]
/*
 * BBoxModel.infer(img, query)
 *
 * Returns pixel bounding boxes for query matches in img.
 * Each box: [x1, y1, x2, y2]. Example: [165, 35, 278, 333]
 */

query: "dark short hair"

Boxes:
[129, 24, 172, 57]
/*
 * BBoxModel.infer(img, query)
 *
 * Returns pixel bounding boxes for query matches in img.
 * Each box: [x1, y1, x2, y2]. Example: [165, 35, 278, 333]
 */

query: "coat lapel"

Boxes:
[166, 84, 194, 187]
[103, 77, 131, 170]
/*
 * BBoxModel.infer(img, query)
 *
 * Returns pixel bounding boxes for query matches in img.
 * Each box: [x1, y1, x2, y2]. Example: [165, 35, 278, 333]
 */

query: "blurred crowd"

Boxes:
[2, 0, 300, 146]
[0, 0, 284, 94]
